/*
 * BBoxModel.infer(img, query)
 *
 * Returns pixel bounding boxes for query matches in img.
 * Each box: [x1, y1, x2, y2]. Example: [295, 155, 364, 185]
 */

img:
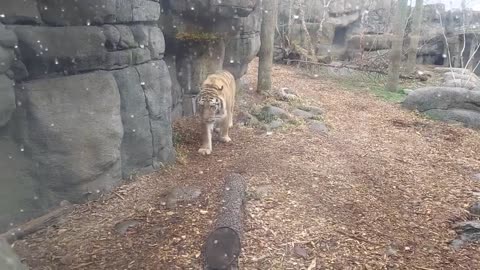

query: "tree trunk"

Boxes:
[405, 0, 423, 72]
[386, 0, 409, 92]
[257, 0, 278, 93]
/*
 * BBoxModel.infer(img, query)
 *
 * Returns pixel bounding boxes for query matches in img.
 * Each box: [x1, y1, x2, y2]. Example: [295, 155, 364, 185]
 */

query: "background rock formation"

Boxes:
[0, 0, 261, 232]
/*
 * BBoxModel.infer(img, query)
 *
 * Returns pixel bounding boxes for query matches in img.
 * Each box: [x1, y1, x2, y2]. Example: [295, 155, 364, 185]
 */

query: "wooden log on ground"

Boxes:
[203, 173, 246, 270]
[0, 201, 73, 244]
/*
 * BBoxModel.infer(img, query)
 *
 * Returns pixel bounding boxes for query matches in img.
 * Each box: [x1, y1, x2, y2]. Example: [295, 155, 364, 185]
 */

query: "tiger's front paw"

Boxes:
[219, 136, 232, 143]
[198, 148, 212, 155]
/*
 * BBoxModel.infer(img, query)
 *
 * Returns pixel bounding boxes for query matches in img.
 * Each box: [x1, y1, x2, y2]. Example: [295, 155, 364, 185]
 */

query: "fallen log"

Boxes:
[203, 173, 246, 270]
[0, 200, 73, 244]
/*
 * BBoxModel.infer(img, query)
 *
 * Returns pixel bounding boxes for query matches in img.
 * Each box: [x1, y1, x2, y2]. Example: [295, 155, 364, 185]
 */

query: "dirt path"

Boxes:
[14, 61, 480, 269]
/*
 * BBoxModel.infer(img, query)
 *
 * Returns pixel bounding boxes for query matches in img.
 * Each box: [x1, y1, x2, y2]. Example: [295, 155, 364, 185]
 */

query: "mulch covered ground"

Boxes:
[13, 60, 480, 269]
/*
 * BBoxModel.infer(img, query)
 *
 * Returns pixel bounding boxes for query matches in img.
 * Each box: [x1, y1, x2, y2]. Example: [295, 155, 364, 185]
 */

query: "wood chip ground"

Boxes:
[13, 60, 480, 269]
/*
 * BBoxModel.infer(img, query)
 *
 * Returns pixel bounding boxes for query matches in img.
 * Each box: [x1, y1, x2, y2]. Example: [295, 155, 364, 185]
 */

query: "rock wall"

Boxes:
[0, 0, 261, 233]
[277, 0, 480, 73]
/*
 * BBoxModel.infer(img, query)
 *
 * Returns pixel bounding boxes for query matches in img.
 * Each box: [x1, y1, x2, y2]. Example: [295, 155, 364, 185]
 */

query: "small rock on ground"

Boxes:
[114, 220, 141, 235]
[276, 87, 298, 101]
[267, 120, 284, 130]
[292, 109, 315, 119]
[165, 186, 202, 208]
[471, 173, 480, 182]
[236, 111, 260, 127]
[452, 220, 480, 249]
[261, 105, 289, 119]
[300, 105, 324, 115]
[469, 202, 480, 216]
[309, 121, 328, 134]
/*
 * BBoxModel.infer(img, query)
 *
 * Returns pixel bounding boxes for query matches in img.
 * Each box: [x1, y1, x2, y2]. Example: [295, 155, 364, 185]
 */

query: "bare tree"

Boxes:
[257, 0, 278, 93]
[435, 2, 480, 84]
[386, 0, 409, 92]
[405, 0, 424, 71]
[315, 0, 334, 48]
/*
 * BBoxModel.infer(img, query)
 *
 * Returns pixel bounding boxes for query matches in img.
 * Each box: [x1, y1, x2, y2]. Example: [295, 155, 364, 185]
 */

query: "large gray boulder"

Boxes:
[443, 79, 479, 90]
[402, 87, 480, 129]
[444, 73, 480, 84]
[0, 75, 15, 127]
[15, 71, 123, 203]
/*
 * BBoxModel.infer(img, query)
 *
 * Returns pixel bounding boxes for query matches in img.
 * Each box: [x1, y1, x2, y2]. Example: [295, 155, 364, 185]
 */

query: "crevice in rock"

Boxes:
[134, 66, 156, 167]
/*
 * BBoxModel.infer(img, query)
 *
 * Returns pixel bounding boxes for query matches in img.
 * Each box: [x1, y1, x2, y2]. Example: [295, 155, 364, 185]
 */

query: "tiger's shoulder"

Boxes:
[201, 70, 236, 97]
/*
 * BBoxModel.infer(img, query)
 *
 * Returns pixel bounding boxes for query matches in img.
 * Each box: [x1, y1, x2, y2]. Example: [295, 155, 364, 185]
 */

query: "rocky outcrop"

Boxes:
[0, 0, 261, 235]
[161, 0, 261, 116]
[402, 87, 480, 129]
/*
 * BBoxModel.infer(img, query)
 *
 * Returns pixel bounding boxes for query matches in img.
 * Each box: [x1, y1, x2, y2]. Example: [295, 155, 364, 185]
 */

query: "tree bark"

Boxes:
[386, 0, 409, 92]
[257, 0, 278, 93]
[405, 0, 424, 71]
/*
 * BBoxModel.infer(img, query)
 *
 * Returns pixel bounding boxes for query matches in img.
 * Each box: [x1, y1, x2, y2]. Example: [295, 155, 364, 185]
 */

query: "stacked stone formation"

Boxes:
[0, 0, 261, 233]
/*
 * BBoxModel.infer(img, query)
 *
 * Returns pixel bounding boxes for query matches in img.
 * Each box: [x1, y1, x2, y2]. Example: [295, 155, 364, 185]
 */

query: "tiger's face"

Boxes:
[197, 96, 223, 123]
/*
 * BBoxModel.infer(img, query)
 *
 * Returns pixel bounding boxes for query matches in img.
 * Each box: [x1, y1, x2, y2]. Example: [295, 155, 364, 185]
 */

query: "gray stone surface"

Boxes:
[236, 111, 260, 127]
[136, 61, 175, 168]
[469, 202, 480, 216]
[0, 75, 15, 127]
[0, 0, 42, 25]
[13, 26, 107, 78]
[0, 25, 17, 48]
[112, 67, 154, 178]
[0, 239, 27, 270]
[261, 105, 290, 120]
[443, 79, 479, 90]
[103, 25, 121, 50]
[0, 134, 38, 233]
[15, 71, 123, 203]
[38, 0, 160, 25]
[292, 109, 315, 119]
[0, 47, 14, 74]
[403, 87, 480, 129]
[115, 25, 137, 49]
[452, 220, 480, 249]
[403, 87, 480, 112]
[268, 120, 284, 130]
[223, 4, 261, 79]
[309, 121, 329, 134]
[424, 109, 480, 129]
[444, 73, 479, 84]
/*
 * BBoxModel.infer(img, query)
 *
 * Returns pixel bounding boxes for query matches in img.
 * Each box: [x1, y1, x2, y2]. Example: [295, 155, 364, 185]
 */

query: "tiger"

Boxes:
[196, 70, 236, 155]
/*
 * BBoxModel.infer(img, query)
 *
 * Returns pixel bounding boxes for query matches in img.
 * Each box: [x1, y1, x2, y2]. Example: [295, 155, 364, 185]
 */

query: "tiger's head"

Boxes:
[197, 94, 224, 123]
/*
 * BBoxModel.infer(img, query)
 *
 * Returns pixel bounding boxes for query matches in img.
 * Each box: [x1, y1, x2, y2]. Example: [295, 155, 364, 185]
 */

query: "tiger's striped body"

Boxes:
[197, 70, 236, 155]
